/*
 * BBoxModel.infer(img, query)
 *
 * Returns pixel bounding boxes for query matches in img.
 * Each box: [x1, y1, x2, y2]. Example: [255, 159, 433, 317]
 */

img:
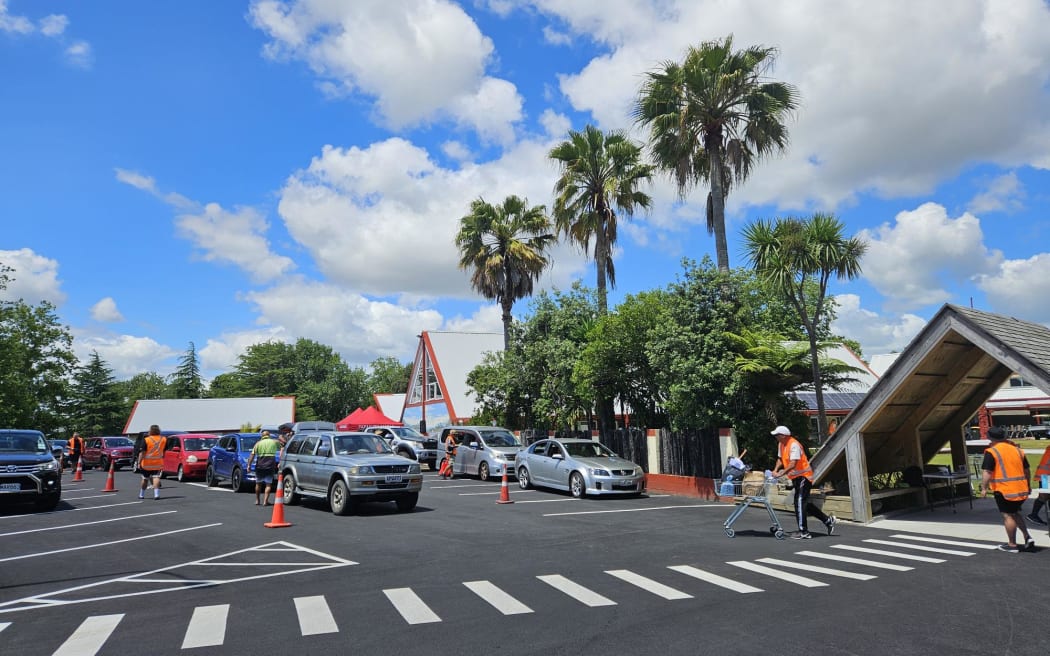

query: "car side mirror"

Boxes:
[317, 445, 331, 457]
[470, 442, 480, 449]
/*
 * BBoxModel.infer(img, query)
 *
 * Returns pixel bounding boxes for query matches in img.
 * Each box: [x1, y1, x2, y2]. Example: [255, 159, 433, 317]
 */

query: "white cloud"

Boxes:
[542, 25, 571, 46]
[72, 331, 178, 379]
[0, 0, 33, 33]
[539, 109, 570, 138]
[967, 172, 1025, 214]
[38, 14, 67, 36]
[90, 297, 125, 323]
[1, 3, 91, 67]
[830, 294, 928, 356]
[248, 0, 524, 141]
[858, 203, 1002, 310]
[441, 140, 474, 162]
[977, 253, 1050, 324]
[65, 40, 92, 68]
[442, 303, 505, 333]
[0, 248, 66, 305]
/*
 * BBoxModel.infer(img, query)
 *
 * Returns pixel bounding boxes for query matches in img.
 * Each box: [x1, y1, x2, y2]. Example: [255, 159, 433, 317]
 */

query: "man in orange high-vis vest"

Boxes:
[982, 426, 1035, 552]
[769, 425, 836, 540]
[136, 424, 167, 500]
[1025, 444, 1050, 527]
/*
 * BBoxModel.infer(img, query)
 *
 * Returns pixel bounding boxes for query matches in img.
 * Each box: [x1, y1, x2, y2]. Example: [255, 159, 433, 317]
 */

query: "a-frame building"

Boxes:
[812, 304, 1050, 522]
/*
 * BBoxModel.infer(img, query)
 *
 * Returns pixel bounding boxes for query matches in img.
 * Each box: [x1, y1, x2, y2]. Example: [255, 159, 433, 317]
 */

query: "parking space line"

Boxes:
[458, 489, 536, 496]
[0, 511, 177, 537]
[830, 545, 945, 563]
[667, 565, 763, 593]
[728, 561, 828, 588]
[537, 574, 617, 607]
[756, 558, 877, 581]
[61, 494, 134, 502]
[0, 523, 222, 562]
[515, 498, 580, 504]
[384, 588, 442, 624]
[605, 569, 693, 600]
[544, 504, 722, 516]
[181, 604, 229, 649]
[185, 482, 232, 492]
[862, 538, 976, 556]
[463, 580, 534, 615]
[889, 534, 999, 550]
[794, 550, 913, 571]
[53, 613, 123, 656]
[426, 483, 496, 489]
[0, 501, 146, 519]
[295, 596, 339, 635]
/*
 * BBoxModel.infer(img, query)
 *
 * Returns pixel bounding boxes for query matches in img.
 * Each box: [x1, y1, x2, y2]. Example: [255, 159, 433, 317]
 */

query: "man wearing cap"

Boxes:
[769, 425, 836, 539]
[982, 426, 1036, 552]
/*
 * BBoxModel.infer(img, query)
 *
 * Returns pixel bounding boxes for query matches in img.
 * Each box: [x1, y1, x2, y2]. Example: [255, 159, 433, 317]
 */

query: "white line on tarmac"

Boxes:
[62, 494, 135, 502]
[463, 580, 533, 615]
[544, 504, 723, 516]
[606, 569, 693, 600]
[0, 523, 222, 562]
[728, 561, 828, 588]
[458, 490, 536, 496]
[861, 539, 976, 556]
[889, 534, 999, 550]
[537, 574, 617, 607]
[830, 545, 945, 563]
[668, 565, 763, 593]
[384, 588, 441, 624]
[427, 483, 497, 489]
[182, 604, 229, 649]
[0, 511, 177, 537]
[515, 498, 581, 504]
[295, 595, 339, 635]
[185, 482, 232, 492]
[0, 621, 9, 633]
[0, 501, 148, 519]
[53, 614, 123, 656]
[756, 557, 877, 581]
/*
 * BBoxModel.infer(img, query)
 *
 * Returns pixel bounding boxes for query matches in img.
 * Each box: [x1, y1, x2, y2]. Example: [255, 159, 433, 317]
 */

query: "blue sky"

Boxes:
[3, 0, 1050, 380]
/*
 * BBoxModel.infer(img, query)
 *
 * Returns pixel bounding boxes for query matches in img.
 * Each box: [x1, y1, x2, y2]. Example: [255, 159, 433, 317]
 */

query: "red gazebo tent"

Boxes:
[337, 406, 401, 431]
[335, 408, 364, 431]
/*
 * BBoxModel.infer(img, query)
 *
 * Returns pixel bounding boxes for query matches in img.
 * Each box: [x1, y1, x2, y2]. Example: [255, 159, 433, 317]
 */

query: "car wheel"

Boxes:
[395, 492, 418, 513]
[478, 461, 490, 482]
[398, 448, 415, 461]
[570, 472, 586, 498]
[100, 455, 109, 472]
[517, 467, 531, 490]
[282, 472, 300, 505]
[205, 464, 218, 487]
[176, 465, 185, 482]
[231, 467, 245, 493]
[329, 479, 352, 515]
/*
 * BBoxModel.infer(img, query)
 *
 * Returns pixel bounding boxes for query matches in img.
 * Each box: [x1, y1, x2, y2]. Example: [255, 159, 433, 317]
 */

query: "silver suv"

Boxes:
[364, 426, 439, 471]
[437, 426, 522, 481]
[280, 430, 422, 515]
[0, 429, 62, 511]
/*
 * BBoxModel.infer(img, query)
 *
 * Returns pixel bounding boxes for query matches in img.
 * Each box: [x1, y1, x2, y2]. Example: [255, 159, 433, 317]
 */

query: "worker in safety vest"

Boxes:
[981, 426, 1035, 552]
[769, 425, 836, 540]
[136, 424, 167, 500]
[1024, 444, 1050, 527]
[68, 432, 84, 472]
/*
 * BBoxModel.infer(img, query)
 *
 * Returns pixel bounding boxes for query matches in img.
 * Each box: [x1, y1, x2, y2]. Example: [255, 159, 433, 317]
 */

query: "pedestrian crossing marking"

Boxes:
[294, 596, 340, 635]
[537, 574, 617, 607]
[727, 561, 828, 588]
[667, 565, 763, 593]
[181, 604, 228, 649]
[0, 621, 9, 633]
[831, 545, 945, 563]
[605, 570, 693, 600]
[755, 558, 876, 581]
[384, 588, 441, 624]
[794, 550, 913, 571]
[53, 613, 123, 656]
[888, 534, 998, 550]
[463, 580, 534, 615]
[862, 539, 975, 556]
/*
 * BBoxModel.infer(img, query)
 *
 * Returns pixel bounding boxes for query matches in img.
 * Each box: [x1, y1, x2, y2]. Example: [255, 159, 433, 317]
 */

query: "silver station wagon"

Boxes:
[516, 438, 646, 498]
[280, 430, 423, 515]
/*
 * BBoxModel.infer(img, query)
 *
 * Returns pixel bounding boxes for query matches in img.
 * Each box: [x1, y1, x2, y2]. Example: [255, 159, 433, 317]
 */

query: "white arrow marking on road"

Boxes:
[182, 604, 229, 649]
[605, 569, 693, 600]
[463, 580, 533, 615]
[52, 614, 123, 656]
[295, 596, 340, 635]
[384, 588, 441, 624]
[537, 574, 617, 607]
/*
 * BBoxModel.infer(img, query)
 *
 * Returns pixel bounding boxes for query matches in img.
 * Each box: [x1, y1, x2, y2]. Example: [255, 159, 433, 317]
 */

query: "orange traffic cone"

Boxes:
[264, 474, 292, 528]
[72, 458, 84, 481]
[100, 460, 118, 493]
[496, 469, 514, 504]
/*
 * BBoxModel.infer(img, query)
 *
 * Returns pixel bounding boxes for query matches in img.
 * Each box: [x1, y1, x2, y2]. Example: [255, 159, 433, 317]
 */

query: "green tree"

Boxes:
[293, 338, 370, 421]
[169, 341, 204, 399]
[549, 124, 653, 314]
[455, 195, 555, 351]
[368, 356, 412, 395]
[70, 351, 125, 435]
[115, 372, 171, 417]
[206, 372, 250, 398]
[742, 213, 868, 442]
[235, 341, 297, 395]
[634, 35, 798, 272]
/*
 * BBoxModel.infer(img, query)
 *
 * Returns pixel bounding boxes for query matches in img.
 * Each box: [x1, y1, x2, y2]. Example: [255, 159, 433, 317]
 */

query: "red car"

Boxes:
[82, 436, 135, 471]
[162, 433, 220, 481]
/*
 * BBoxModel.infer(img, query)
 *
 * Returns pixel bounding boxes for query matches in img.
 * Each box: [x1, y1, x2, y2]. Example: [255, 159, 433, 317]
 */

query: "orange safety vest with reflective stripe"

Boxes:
[1035, 446, 1050, 479]
[985, 442, 1029, 500]
[779, 437, 814, 481]
[139, 435, 165, 470]
[70, 435, 83, 454]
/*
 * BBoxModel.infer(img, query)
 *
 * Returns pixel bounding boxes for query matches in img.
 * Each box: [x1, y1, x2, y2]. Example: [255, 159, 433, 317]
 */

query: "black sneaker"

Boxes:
[1027, 513, 1048, 526]
[997, 544, 1021, 553]
[825, 516, 837, 536]
[790, 531, 812, 540]
[1024, 538, 1036, 552]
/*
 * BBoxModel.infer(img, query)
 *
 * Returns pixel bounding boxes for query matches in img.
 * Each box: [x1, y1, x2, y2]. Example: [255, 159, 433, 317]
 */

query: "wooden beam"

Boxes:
[846, 434, 871, 523]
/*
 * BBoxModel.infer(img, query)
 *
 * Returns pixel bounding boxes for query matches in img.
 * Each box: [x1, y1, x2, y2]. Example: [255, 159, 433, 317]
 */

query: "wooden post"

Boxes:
[846, 433, 871, 523]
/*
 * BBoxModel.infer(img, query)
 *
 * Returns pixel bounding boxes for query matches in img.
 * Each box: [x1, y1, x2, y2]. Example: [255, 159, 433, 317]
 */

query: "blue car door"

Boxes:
[214, 435, 236, 479]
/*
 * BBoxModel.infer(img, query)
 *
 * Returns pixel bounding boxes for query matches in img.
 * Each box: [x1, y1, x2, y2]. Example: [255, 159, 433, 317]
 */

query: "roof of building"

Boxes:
[123, 397, 295, 435]
[374, 393, 406, 420]
[426, 331, 504, 421]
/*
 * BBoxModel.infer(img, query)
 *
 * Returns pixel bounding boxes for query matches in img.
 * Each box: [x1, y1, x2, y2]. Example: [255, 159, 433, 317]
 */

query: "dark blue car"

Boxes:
[205, 433, 280, 492]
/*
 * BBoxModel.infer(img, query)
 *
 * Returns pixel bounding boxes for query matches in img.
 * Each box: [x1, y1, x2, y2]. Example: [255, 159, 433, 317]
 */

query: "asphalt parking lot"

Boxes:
[2, 468, 1049, 656]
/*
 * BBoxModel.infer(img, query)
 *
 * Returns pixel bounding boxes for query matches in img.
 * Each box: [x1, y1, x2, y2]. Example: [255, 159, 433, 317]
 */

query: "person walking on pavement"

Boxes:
[68, 432, 84, 473]
[246, 430, 280, 506]
[136, 425, 166, 500]
[1026, 443, 1050, 527]
[982, 426, 1036, 552]
[769, 425, 836, 540]
[441, 430, 458, 478]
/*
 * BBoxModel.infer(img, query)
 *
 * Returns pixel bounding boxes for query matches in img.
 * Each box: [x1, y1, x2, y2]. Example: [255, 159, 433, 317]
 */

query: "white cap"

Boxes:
[770, 425, 791, 436]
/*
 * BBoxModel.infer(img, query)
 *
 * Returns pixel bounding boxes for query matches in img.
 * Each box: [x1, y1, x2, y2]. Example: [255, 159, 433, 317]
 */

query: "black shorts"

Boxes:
[140, 469, 160, 479]
[993, 491, 1025, 514]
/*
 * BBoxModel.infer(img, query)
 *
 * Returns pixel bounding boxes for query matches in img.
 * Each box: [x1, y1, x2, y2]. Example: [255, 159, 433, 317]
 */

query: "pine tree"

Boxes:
[71, 351, 124, 435]
[169, 341, 205, 399]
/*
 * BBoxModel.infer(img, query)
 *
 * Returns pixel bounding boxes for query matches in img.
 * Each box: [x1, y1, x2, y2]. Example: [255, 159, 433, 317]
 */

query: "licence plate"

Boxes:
[385, 474, 403, 483]
[614, 481, 635, 489]
[0, 483, 21, 491]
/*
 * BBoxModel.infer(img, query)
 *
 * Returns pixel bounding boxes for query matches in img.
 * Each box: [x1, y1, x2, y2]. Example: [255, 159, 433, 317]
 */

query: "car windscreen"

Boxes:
[103, 438, 134, 448]
[183, 437, 219, 451]
[0, 432, 49, 454]
[390, 427, 423, 439]
[564, 441, 614, 458]
[334, 435, 393, 455]
[240, 436, 261, 451]
[479, 431, 520, 447]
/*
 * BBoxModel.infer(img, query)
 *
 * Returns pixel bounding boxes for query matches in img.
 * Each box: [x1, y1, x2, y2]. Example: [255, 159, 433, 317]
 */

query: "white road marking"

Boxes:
[605, 569, 693, 600]
[384, 588, 441, 624]
[0, 621, 9, 633]
[53, 614, 123, 656]
[0, 523, 221, 563]
[794, 550, 913, 571]
[0, 511, 177, 537]
[862, 538, 975, 556]
[667, 565, 763, 593]
[544, 504, 722, 516]
[185, 482, 232, 492]
[728, 561, 828, 587]
[294, 596, 339, 635]
[181, 604, 229, 649]
[458, 490, 536, 496]
[831, 545, 945, 563]
[756, 558, 876, 581]
[515, 498, 580, 504]
[427, 483, 497, 489]
[537, 574, 617, 607]
[463, 580, 533, 615]
[59, 494, 128, 502]
[890, 534, 999, 550]
[0, 501, 145, 519]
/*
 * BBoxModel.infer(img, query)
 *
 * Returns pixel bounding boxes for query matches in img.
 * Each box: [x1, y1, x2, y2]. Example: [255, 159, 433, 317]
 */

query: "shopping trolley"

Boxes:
[722, 476, 786, 540]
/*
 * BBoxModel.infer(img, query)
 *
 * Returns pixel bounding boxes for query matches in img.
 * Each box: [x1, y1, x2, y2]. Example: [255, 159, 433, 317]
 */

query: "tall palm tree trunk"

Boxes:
[595, 225, 609, 315]
[501, 268, 514, 352]
[807, 335, 829, 444]
[707, 136, 730, 273]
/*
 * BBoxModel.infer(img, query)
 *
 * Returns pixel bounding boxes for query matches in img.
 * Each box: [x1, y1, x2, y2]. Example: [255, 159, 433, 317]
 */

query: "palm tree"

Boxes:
[455, 196, 555, 351]
[742, 213, 868, 443]
[548, 124, 654, 314]
[634, 35, 798, 273]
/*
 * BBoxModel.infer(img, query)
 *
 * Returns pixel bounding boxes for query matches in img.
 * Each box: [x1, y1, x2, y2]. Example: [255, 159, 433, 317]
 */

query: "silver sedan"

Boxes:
[516, 438, 646, 498]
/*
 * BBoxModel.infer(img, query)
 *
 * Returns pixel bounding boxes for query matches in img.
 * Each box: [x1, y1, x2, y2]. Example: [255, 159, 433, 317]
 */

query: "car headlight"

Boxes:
[37, 461, 58, 472]
[348, 465, 374, 475]
[635, 467, 643, 476]
[590, 468, 611, 477]
[187, 455, 198, 463]
[409, 463, 421, 474]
